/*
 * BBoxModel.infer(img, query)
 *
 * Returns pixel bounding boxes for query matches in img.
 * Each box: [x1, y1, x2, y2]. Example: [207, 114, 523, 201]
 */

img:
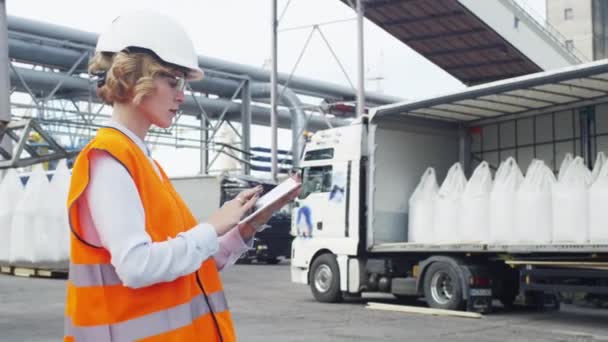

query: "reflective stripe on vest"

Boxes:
[65, 291, 229, 341]
[69, 263, 122, 287]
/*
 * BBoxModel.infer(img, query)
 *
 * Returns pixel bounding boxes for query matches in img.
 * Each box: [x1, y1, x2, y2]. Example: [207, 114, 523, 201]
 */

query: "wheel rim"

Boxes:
[430, 271, 454, 305]
[314, 264, 333, 293]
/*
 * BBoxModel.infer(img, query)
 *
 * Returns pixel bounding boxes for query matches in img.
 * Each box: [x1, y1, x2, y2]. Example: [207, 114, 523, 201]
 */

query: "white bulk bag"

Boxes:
[590, 152, 606, 184]
[9, 164, 51, 264]
[32, 166, 58, 264]
[433, 163, 467, 243]
[558, 153, 573, 182]
[589, 160, 608, 243]
[408, 167, 439, 243]
[45, 159, 71, 261]
[552, 157, 592, 243]
[0, 169, 25, 263]
[489, 157, 524, 243]
[515, 160, 555, 244]
[458, 161, 492, 243]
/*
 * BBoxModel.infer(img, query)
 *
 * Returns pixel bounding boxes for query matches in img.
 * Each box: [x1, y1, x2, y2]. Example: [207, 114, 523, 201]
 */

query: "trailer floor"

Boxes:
[2, 263, 608, 342]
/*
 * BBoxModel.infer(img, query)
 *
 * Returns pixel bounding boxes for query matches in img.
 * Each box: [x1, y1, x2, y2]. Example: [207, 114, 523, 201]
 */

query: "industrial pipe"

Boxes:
[9, 66, 349, 131]
[7, 15, 403, 105]
[251, 83, 307, 167]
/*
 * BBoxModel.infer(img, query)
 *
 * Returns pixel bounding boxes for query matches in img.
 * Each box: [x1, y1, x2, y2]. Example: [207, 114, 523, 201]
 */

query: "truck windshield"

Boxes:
[304, 148, 334, 161]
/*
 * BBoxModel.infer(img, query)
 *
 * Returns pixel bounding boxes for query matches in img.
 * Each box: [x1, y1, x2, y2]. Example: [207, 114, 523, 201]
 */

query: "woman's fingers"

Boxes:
[242, 194, 258, 213]
[239, 186, 263, 200]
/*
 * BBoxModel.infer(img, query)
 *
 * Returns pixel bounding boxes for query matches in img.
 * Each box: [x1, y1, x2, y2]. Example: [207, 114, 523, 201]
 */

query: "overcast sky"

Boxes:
[6, 0, 547, 176]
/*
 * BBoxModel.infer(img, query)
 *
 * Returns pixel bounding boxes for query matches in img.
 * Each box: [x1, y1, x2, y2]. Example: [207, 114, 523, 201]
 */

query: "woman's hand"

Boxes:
[207, 186, 263, 236]
[238, 178, 302, 241]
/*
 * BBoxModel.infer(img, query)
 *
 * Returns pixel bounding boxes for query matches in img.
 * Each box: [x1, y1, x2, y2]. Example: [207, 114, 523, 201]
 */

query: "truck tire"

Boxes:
[309, 253, 342, 303]
[423, 262, 464, 310]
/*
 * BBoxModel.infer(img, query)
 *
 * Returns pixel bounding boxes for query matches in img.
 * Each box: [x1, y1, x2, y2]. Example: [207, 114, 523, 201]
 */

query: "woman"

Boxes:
[64, 11, 299, 342]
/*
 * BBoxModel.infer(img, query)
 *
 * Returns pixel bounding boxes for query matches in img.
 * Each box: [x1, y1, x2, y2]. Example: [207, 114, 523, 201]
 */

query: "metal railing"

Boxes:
[504, 0, 590, 64]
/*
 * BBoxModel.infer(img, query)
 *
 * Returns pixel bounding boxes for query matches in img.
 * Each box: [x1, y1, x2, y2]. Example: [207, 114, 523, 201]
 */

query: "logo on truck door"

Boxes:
[329, 171, 346, 204]
[296, 205, 313, 237]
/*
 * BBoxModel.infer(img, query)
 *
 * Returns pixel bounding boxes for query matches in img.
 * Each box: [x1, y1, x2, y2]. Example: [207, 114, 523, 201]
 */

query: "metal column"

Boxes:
[459, 124, 471, 175]
[0, 0, 12, 160]
[241, 79, 251, 175]
[270, 0, 279, 181]
[579, 106, 594, 168]
[356, 0, 366, 118]
[200, 116, 208, 175]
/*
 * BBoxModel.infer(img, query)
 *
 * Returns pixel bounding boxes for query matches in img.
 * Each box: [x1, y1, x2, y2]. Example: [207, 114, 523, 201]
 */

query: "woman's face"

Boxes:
[136, 71, 186, 129]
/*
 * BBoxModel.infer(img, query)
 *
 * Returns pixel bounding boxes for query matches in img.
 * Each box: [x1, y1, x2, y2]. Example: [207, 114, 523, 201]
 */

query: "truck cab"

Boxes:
[291, 121, 368, 301]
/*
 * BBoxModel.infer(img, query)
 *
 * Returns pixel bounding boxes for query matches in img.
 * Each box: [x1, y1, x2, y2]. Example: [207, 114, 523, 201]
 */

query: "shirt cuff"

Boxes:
[183, 223, 219, 257]
[220, 227, 252, 255]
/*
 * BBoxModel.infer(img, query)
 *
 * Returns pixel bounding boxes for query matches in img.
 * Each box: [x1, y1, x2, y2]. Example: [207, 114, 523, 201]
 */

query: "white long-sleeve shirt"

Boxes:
[76, 120, 251, 289]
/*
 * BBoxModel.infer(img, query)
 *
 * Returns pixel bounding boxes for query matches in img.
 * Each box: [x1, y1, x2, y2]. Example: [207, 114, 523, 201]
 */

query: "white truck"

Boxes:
[290, 61, 608, 312]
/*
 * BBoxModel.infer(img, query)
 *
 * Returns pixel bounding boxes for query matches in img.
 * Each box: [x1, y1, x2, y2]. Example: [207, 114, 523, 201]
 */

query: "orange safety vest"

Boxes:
[64, 127, 236, 342]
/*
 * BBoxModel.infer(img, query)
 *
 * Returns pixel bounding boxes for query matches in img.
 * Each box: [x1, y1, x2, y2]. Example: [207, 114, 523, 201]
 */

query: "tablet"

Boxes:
[239, 176, 301, 225]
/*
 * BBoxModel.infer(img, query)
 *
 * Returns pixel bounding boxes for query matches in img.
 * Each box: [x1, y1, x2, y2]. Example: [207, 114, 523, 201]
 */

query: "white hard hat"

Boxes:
[96, 11, 204, 80]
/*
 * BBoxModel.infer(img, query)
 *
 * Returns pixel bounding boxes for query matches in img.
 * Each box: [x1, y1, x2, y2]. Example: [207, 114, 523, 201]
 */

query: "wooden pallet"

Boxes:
[0, 264, 68, 279]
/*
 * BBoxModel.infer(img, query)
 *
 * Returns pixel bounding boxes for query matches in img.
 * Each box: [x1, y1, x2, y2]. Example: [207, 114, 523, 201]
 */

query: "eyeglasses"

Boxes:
[159, 73, 188, 93]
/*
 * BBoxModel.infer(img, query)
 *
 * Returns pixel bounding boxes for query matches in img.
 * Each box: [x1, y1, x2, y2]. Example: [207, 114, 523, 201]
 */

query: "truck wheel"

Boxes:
[423, 262, 464, 310]
[309, 253, 342, 303]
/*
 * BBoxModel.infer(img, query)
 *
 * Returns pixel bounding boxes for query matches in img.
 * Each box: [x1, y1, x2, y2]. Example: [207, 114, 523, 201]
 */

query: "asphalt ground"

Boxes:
[2, 262, 608, 342]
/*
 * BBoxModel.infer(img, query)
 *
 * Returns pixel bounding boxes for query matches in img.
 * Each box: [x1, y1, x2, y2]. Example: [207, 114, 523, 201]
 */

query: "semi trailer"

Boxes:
[290, 61, 608, 312]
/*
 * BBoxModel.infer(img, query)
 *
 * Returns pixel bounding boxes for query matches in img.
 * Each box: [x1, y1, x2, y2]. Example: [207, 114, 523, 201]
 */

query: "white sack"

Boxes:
[45, 159, 71, 261]
[0, 170, 25, 263]
[589, 159, 608, 243]
[558, 153, 573, 182]
[9, 165, 51, 264]
[408, 167, 439, 243]
[489, 157, 524, 243]
[458, 161, 492, 243]
[434, 163, 467, 243]
[515, 160, 555, 244]
[552, 157, 592, 243]
[591, 152, 606, 184]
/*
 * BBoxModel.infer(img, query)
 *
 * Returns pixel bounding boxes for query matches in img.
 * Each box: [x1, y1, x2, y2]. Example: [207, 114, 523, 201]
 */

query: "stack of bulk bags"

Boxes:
[9, 164, 51, 264]
[45, 159, 71, 261]
[408, 167, 438, 243]
[0, 170, 25, 263]
[552, 156, 592, 243]
[515, 160, 555, 244]
[489, 157, 523, 243]
[589, 155, 608, 243]
[459, 162, 492, 243]
[434, 163, 467, 243]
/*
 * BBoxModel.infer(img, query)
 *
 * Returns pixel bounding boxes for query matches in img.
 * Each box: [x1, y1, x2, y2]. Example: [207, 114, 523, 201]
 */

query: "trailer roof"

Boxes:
[372, 59, 608, 124]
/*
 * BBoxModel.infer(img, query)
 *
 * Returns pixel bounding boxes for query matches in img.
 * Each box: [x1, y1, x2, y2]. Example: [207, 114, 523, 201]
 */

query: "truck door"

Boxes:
[294, 162, 348, 239]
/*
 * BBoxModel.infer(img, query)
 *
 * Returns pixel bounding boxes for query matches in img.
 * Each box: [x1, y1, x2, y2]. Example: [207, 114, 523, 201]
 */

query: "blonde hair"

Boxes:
[88, 51, 182, 105]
